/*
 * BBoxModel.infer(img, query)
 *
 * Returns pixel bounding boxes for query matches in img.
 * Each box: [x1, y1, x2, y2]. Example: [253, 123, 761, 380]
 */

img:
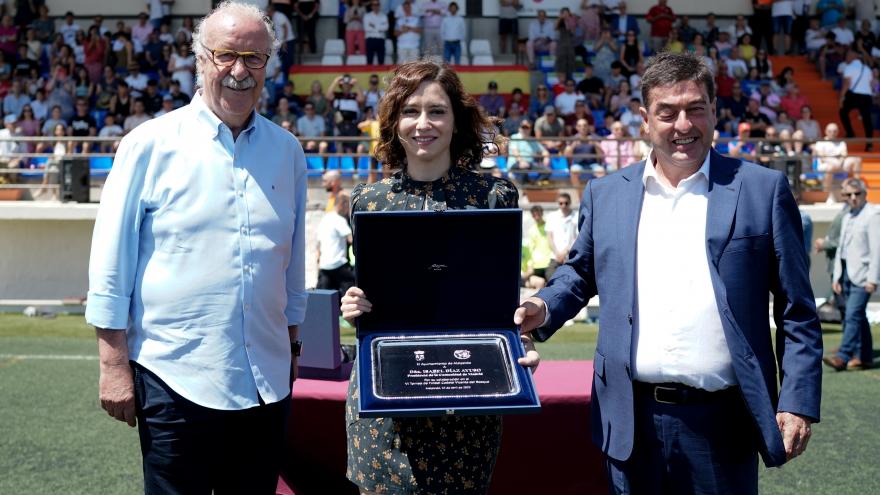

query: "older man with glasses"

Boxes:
[825, 178, 879, 371]
[86, 2, 308, 492]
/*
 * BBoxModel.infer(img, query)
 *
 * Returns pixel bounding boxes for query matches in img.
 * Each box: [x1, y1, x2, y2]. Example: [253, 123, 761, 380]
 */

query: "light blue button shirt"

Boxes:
[86, 93, 308, 410]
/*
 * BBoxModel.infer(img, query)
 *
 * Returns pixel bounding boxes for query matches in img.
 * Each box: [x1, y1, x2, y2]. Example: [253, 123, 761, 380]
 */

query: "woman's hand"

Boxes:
[341, 286, 372, 324]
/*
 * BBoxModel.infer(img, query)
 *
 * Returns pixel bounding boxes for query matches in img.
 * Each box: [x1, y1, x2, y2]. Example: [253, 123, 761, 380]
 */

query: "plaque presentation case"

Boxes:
[353, 208, 541, 417]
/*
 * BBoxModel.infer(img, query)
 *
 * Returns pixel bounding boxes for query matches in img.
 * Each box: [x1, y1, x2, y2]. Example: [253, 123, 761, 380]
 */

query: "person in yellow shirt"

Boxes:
[524, 205, 553, 288]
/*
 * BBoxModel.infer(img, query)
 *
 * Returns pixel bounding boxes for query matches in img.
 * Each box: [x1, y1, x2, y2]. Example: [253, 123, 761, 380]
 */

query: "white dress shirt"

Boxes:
[86, 93, 308, 410]
[364, 11, 390, 39]
[441, 13, 466, 42]
[317, 211, 352, 270]
[633, 152, 736, 391]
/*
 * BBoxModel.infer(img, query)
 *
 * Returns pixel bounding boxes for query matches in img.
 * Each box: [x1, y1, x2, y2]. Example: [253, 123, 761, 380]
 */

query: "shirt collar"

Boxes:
[190, 90, 258, 140]
[642, 150, 711, 188]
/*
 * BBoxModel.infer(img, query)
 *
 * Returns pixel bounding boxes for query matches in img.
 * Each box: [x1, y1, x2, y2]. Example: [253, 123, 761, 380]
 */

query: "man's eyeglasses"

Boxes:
[558, 201, 570, 206]
[843, 191, 864, 197]
[201, 44, 270, 69]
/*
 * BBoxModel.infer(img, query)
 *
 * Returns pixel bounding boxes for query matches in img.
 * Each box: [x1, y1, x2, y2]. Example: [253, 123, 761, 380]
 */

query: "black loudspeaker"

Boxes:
[767, 157, 802, 198]
[61, 158, 90, 203]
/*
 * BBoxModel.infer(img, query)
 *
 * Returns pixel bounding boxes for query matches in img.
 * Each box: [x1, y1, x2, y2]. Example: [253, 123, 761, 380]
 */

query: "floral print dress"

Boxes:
[345, 166, 519, 494]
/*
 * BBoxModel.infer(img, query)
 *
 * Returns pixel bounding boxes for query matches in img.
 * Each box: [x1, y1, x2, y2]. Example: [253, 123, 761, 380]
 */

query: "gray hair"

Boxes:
[842, 178, 867, 192]
[191, 0, 280, 89]
[640, 51, 715, 110]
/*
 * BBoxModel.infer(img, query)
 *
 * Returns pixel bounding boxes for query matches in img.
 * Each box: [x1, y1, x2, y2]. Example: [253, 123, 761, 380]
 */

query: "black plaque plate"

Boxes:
[372, 334, 519, 400]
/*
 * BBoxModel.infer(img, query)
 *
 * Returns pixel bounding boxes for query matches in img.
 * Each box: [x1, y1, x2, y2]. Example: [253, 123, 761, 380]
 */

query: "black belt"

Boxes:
[635, 382, 739, 405]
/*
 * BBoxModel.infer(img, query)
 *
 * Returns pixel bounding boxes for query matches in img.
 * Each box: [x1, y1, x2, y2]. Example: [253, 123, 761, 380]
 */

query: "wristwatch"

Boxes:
[291, 340, 303, 357]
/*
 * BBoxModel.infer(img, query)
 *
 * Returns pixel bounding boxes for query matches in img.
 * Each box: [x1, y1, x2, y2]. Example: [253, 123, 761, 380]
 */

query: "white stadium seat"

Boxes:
[321, 55, 344, 65]
[471, 54, 494, 65]
[347, 54, 367, 65]
[323, 39, 346, 56]
[469, 39, 492, 56]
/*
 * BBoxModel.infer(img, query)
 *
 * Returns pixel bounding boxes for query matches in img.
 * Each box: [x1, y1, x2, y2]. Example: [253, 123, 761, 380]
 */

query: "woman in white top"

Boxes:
[168, 43, 195, 98]
[796, 105, 821, 142]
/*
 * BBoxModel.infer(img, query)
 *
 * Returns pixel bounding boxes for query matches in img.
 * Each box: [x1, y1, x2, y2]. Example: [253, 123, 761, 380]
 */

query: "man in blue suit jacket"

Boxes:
[515, 52, 822, 494]
[609, 2, 640, 43]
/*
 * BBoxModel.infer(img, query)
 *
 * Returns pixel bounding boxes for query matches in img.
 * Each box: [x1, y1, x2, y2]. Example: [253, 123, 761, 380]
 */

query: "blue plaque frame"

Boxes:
[353, 209, 541, 417]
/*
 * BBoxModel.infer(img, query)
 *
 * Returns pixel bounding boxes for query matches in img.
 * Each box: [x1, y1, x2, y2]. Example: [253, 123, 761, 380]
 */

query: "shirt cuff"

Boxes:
[85, 291, 131, 330]
[540, 299, 551, 328]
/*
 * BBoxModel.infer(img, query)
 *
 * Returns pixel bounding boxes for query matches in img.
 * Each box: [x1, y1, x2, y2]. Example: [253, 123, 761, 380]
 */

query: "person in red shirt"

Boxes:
[645, 0, 675, 53]
[779, 83, 809, 119]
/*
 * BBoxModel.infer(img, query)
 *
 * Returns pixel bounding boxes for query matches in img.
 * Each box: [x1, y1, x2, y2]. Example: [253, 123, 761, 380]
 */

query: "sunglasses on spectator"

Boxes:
[843, 192, 863, 197]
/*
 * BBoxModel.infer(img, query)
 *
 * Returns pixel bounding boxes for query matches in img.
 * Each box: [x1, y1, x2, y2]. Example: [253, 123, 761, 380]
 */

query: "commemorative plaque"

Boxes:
[353, 209, 541, 417]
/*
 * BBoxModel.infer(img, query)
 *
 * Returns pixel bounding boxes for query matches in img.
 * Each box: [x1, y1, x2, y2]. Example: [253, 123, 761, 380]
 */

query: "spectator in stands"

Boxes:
[0, 114, 23, 178]
[131, 12, 154, 48]
[535, 105, 564, 153]
[297, 101, 329, 155]
[742, 97, 771, 137]
[109, 81, 133, 123]
[592, 29, 618, 84]
[3, 79, 29, 117]
[838, 48, 875, 150]
[0, 15, 15, 59]
[46, 70, 75, 121]
[728, 121, 756, 160]
[97, 114, 123, 152]
[664, 28, 684, 54]
[564, 100, 592, 135]
[168, 43, 195, 99]
[599, 120, 635, 170]
[645, 0, 675, 53]
[441, 2, 465, 65]
[154, 94, 175, 117]
[60, 11, 82, 47]
[395, 1, 422, 63]
[725, 46, 749, 79]
[295, 0, 320, 54]
[498, 0, 521, 54]
[111, 32, 134, 75]
[142, 80, 163, 115]
[478, 80, 505, 118]
[619, 30, 643, 77]
[527, 9, 556, 69]
[619, 97, 643, 137]
[326, 74, 363, 122]
[779, 82, 807, 118]
[16, 105, 39, 150]
[804, 17, 827, 60]
[554, 7, 578, 81]
[528, 83, 552, 120]
[66, 98, 95, 154]
[123, 98, 150, 134]
[608, 2, 638, 43]
[778, 126, 807, 157]
[29, 88, 47, 122]
[502, 102, 524, 137]
[564, 117, 605, 181]
[344, 0, 367, 56]
[814, 122, 861, 195]
[751, 48, 773, 79]
[756, 125, 786, 163]
[818, 32, 846, 81]
[167, 79, 189, 108]
[554, 79, 584, 118]
[141, 30, 163, 74]
[739, 33, 757, 63]
[364, 0, 388, 64]
[771, 0, 796, 55]
[796, 105, 821, 141]
[607, 78, 633, 116]
[508, 119, 550, 184]
[125, 62, 148, 97]
[831, 17, 854, 47]
[854, 19, 877, 61]
[362, 74, 384, 112]
[577, 63, 605, 110]
[32, 5, 54, 43]
[83, 27, 109, 84]
[817, 0, 845, 28]
[677, 15, 697, 44]
[579, 1, 601, 44]
[419, 0, 445, 57]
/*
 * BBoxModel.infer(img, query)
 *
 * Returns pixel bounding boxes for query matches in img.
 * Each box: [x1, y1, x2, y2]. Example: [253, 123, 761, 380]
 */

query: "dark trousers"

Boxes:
[606, 384, 759, 495]
[839, 91, 874, 142]
[838, 262, 874, 364]
[366, 37, 385, 64]
[317, 263, 355, 298]
[133, 363, 291, 495]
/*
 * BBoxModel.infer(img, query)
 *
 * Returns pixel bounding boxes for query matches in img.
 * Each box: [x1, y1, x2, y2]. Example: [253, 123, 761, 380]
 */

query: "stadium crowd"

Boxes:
[0, 1, 878, 196]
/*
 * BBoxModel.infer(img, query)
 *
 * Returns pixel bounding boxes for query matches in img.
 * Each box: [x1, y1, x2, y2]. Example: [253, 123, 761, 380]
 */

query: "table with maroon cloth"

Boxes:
[276, 360, 607, 495]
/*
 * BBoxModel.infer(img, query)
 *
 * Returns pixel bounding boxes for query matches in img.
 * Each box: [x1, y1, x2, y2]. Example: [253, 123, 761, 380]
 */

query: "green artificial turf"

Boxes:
[1, 314, 877, 493]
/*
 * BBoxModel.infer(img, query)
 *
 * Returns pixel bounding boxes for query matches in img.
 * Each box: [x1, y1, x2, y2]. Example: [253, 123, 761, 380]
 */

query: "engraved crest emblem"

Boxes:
[453, 350, 471, 360]
[414, 350, 425, 361]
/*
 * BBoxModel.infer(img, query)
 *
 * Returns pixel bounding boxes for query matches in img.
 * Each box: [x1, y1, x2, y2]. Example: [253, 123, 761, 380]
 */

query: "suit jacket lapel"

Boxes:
[616, 161, 647, 256]
[706, 151, 742, 264]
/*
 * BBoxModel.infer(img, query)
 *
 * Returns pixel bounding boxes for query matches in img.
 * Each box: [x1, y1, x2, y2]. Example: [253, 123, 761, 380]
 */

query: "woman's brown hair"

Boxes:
[375, 59, 498, 171]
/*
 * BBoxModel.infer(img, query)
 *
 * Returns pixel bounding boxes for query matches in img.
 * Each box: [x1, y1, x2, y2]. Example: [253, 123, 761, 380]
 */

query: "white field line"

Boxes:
[0, 353, 97, 361]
